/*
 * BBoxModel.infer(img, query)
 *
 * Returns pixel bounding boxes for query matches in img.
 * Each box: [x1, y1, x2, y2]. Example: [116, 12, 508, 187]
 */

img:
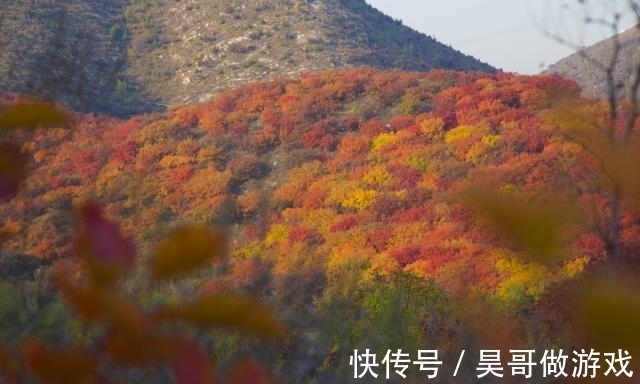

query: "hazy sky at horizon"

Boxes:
[365, 0, 637, 74]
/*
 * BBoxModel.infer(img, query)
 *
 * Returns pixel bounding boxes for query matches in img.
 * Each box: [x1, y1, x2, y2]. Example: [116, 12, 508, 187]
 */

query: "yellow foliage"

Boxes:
[159, 155, 191, 168]
[363, 253, 400, 281]
[326, 249, 371, 294]
[326, 179, 359, 206]
[465, 141, 488, 164]
[265, 224, 288, 246]
[481, 133, 501, 146]
[444, 125, 473, 143]
[371, 132, 398, 152]
[418, 173, 440, 192]
[499, 183, 519, 194]
[195, 145, 225, 163]
[560, 256, 590, 279]
[394, 189, 408, 201]
[388, 222, 430, 248]
[95, 168, 128, 199]
[404, 154, 430, 172]
[341, 188, 378, 211]
[362, 166, 393, 188]
[495, 256, 550, 303]
[185, 168, 232, 197]
[418, 117, 444, 137]
[288, 160, 326, 184]
[232, 243, 263, 259]
[237, 190, 262, 218]
[401, 259, 431, 278]
[302, 209, 336, 233]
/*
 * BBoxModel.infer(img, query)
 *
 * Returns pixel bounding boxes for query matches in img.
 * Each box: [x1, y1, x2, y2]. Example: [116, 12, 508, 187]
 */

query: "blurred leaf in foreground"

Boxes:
[155, 294, 285, 341]
[170, 340, 218, 384]
[0, 143, 27, 201]
[75, 203, 136, 286]
[463, 188, 574, 265]
[54, 266, 145, 333]
[580, 278, 640, 354]
[0, 100, 70, 131]
[22, 340, 97, 384]
[228, 358, 277, 384]
[152, 226, 226, 280]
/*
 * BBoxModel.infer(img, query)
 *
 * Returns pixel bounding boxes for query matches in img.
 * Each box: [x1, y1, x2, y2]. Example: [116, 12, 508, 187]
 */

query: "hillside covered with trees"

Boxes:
[2, 67, 639, 382]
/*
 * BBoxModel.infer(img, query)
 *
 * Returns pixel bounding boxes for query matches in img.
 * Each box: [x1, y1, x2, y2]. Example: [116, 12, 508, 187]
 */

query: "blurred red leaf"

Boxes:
[76, 202, 136, 285]
[170, 341, 218, 384]
[228, 358, 277, 384]
[22, 340, 97, 384]
[0, 143, 26, 201]
[0, 339, 17, 383]
[104, 329, 155, 367]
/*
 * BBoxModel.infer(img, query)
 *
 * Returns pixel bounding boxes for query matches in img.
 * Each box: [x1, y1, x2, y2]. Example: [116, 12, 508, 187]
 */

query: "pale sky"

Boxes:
[365, 0, 637, 74]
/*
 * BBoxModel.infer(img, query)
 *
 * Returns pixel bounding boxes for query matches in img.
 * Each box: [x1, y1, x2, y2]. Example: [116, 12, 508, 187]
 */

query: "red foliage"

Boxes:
[367, 227, 393, 252]
[388, 115, 415, 130]
[360, 119, 387, 137]
[390, 244, 421, 266]
[387, 164, 421, 188]
[287, 226, 323, 246]
[372, 193, 403, 221]
[168, 164, 194, 186]
[329, 215, 360, 232]
[109, 140, 138, 165]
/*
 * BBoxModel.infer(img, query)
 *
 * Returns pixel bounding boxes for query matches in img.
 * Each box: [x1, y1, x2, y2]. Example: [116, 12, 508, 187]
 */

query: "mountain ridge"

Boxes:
[0, 0, 494, 116]
[545, 25, 640, 99]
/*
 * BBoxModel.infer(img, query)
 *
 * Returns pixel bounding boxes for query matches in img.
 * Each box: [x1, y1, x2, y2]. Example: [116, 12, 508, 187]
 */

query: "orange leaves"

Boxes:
[151, 226, 226, 280]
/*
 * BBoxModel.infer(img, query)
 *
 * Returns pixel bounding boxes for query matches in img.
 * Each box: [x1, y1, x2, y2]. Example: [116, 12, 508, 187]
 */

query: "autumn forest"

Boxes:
[1, 65, 640, 382]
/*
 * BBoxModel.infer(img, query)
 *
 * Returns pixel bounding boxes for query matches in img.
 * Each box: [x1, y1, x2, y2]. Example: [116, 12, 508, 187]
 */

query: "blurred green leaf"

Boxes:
[0, 100, 70, 131]
[151, 226, 226, 280]
[155, 294, 285, 341]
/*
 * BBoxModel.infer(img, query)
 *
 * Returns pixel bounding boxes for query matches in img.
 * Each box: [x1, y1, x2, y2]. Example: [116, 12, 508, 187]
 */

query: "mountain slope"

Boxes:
[0, 0, 494, 116]
[545, 25, 640, 99]
[3, 68, 640, 381]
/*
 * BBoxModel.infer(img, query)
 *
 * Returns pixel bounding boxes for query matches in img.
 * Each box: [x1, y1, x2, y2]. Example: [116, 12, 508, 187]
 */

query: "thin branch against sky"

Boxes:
[365, 0, 636, 74]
